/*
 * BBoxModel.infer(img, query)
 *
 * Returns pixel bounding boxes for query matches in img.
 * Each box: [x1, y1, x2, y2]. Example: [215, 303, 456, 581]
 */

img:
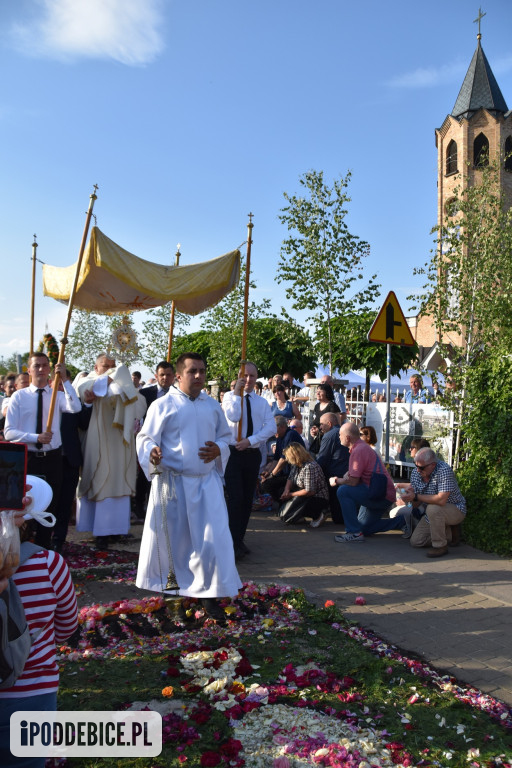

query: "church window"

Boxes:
[474, 133, 489, 167]
[505, 136, 512, 172]
[446, 140, 458, 175]
[445, 198, 459, 218]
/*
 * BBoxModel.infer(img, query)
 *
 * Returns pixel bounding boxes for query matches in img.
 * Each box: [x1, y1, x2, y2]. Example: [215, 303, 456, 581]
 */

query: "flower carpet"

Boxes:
[57, 547, 512, 768]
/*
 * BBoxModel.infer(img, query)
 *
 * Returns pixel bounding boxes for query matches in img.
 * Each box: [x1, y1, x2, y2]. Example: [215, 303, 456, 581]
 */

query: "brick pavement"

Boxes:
[70, 508, 512, 707]
[236, 510, 512, 706]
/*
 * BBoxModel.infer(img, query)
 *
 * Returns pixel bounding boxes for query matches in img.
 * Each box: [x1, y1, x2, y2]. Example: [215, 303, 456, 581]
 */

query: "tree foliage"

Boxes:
[170, 330, 212, 369]
[66, 310, 114, 371]
[200, 255, 273, 380]
[139, 304, 190, 369]
[243, 313, 315, 379]
[457, 350, 512, 556]
[0, 352, 29, 375]
[278, 170, 379, 373]
[411, 158, 512, 372]
[318, 312, 419, 381]
[66, 310, 140, 370]
[413, 157, 512, 554]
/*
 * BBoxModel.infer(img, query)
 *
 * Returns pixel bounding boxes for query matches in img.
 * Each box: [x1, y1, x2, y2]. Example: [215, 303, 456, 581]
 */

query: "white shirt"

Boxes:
[5, 382, 81, 451]
[334, 392, 346, 412]
[222, 390, 275, 449]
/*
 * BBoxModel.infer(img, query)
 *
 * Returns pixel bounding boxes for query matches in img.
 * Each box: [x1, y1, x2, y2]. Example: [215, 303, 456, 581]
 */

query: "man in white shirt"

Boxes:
[136, 353, 240, 619]
[222, 361, 275, 560]
[4, 352, 81, 548]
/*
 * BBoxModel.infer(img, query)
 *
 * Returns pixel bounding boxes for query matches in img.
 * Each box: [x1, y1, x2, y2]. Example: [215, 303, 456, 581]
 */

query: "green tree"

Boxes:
[66, 310, 140, 370]
[318, 311, 419, 393]
[413, 157, 512, 554]
[66, 310, 112, 370]
[0, 352, 29, 375]
[244, 313, 316, 379]
[278, 170, 379, 373]
[412, 157, 512, 372]
[139, 304, 190, 369]
[200, 255, 272, 380]
[170, 330, 212, 370]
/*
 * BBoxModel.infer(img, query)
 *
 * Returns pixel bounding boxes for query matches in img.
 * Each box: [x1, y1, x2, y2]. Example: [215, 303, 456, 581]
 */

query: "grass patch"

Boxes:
[56, 584, 512, 767]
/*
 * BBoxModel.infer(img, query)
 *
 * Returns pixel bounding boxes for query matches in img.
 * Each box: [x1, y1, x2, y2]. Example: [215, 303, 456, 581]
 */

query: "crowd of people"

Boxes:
[0, 356, 466, 763]
[0, 361, 464, 562]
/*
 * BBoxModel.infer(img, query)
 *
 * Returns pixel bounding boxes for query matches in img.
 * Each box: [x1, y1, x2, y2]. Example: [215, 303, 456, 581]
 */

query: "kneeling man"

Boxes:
[331, 422, 408, 542]
[401, 447, 466, 557]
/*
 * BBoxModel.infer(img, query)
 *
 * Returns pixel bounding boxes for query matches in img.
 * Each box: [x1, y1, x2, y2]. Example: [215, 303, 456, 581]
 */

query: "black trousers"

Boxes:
[224, 447, 262, 548]
[53, 456, 79, 545]
[260, 473, 288, 502]
[134, 463, 150, 518]
[27, 449, 63, 548]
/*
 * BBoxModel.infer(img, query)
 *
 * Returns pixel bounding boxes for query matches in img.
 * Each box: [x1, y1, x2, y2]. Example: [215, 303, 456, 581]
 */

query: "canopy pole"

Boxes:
[166, 245, 181, 362]
[45, 185, 98, 431]
[237, 213, 254, 441]
[29, 235, 38, 359]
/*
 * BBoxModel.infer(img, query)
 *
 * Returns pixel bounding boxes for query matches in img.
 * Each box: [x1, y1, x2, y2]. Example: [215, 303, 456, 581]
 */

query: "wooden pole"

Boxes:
[237, 213, 254, 441]
[45, 185, 98, 431]
[166, 246, 181, 362]
[29, 235, 38, 359]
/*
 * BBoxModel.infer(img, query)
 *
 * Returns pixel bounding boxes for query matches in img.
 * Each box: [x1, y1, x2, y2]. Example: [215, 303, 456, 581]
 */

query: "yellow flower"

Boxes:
[224, 605, 237, 615]
[262, 618, 274, 628]
[162, 686, 174, 698]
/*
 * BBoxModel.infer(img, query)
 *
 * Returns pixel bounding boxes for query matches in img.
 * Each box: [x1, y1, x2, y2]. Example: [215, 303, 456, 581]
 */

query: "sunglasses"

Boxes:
[415, 462, 433, 472]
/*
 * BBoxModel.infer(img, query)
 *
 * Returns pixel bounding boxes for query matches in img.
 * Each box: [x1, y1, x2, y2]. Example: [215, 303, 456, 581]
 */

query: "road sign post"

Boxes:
[368, 292, 415, 463]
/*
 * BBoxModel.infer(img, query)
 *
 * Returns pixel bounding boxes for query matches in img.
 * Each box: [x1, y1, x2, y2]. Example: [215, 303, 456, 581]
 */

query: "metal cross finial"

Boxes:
[248, 212, 253, 224]
[474, 7, 486, 37]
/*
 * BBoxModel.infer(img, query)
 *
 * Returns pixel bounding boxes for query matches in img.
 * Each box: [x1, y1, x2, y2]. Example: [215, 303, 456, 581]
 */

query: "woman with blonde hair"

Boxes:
[278, 443, 329, 527]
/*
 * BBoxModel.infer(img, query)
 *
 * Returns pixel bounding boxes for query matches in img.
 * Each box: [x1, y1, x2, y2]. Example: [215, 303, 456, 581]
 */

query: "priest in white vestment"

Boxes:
[136, 353, 241, 600]
[75, 354, 147, 540]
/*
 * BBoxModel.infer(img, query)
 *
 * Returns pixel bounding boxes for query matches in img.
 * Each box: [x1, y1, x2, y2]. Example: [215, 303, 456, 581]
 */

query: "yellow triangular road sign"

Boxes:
[368, 291, 415, 346]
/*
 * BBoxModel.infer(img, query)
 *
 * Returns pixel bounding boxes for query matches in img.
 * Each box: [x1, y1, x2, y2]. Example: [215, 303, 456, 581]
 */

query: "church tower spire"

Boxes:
[412, 10, 512, 357]
[451, 17, 508, 121]
[435, 10, 512, 231]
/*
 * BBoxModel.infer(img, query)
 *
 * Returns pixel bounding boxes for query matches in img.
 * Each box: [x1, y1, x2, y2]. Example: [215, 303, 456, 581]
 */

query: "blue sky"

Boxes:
[1, 0, 511, 371]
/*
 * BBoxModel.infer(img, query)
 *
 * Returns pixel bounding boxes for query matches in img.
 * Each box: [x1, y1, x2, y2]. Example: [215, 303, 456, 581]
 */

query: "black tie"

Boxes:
[36, 388, 44, 436]
[245, 394, 253, 438]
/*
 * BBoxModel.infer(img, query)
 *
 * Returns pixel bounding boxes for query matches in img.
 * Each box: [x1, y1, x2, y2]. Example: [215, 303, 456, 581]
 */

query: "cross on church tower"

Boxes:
[473, 7, 486, 39]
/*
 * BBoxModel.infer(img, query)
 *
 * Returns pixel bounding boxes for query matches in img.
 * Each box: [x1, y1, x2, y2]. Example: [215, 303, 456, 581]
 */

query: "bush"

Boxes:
[457, 352, 512, 556]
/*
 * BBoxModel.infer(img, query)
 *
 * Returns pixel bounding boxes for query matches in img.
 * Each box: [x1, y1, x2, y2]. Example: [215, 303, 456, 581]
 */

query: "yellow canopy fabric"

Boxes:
[42, 227, 240, 315]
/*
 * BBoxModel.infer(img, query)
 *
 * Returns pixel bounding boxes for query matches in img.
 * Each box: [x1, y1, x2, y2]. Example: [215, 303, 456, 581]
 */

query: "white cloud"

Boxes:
[11, 0, 165, 65]
[388, 51, 512, 91]
[387, 61, 466, 90]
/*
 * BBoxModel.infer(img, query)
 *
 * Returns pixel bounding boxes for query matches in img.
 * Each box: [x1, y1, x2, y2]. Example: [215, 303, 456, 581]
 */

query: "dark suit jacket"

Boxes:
[61, 404, 92, 468]
[315, 425, 349, 478]
[140, 385, 158, 408]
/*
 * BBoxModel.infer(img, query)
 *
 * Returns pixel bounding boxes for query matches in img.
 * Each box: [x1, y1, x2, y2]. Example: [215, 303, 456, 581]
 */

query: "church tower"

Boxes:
[412, 12, 512, 357]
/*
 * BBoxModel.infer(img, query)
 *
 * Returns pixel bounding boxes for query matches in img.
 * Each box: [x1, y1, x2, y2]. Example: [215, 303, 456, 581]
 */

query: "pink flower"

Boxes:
[355, 596, 366, 605]
[200, 751, 222, 767]
[273, 757, 291, 768]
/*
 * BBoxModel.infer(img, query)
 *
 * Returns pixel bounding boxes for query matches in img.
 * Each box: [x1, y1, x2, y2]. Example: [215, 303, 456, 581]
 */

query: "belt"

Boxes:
[229, 445, 260, 453]
[29, 447, 62, 459]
